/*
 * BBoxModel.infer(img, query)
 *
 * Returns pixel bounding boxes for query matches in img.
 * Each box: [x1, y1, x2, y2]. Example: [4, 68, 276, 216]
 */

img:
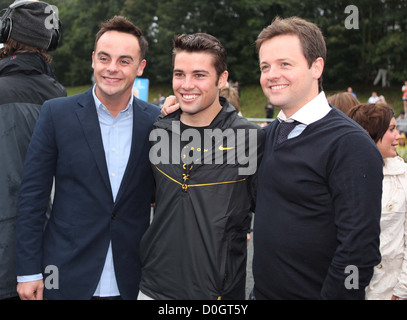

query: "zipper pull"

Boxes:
[181, 164, 193, 192]
[182, 173, 189, 192]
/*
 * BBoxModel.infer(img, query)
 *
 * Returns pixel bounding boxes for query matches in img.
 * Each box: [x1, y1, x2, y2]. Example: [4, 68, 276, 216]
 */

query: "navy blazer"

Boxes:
[16, 88, 160, 299]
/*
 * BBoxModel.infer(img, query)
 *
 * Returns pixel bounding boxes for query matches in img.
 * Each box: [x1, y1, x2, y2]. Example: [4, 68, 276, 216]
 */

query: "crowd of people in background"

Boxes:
[323, 83, 407, 164]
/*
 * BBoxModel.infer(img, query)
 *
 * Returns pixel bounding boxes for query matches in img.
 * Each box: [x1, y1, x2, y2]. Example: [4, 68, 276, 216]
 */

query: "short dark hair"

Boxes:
[94, 15, 148, 60]
[256, 16, 326, 92]
[347, 103, 395, 143]
[172, 33, 227, 80]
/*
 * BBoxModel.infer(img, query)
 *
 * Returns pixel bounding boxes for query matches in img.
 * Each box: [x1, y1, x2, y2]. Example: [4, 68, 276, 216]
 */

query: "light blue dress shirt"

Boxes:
[92, 85, 134, 297]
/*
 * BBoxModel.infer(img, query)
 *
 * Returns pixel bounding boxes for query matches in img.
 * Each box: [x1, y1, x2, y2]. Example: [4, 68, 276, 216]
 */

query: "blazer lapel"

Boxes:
[75, 89, 112, 196]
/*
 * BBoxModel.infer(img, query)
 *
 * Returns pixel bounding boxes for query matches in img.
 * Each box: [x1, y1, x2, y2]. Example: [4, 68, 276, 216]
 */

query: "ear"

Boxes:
[137, 59, 147, 77]
[218, 70, 229, 89]
[91, 51, 95, 69]
[312, 57, 324, 80]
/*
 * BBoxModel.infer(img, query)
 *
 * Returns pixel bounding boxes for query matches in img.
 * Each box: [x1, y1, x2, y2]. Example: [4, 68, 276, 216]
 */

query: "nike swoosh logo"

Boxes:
[218, 145, 236, 151]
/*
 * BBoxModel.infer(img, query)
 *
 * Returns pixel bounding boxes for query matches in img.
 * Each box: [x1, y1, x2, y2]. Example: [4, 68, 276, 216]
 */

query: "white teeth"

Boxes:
[183, 94, 198, 99]
[271, 85, 288, 90]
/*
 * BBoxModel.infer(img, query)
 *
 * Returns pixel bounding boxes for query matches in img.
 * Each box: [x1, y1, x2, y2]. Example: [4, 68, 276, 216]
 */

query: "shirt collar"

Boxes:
[277, 91, 331, 125]
[92, 84, 134, 114]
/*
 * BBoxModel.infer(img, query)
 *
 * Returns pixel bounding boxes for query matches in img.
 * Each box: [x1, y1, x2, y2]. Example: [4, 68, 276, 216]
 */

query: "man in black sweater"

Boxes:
[252, 16, 383, 300]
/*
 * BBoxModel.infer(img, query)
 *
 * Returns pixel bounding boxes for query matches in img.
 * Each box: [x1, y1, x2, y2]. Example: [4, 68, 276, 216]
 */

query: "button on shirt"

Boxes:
[92, 85, 134, 297]
[276, 91, 331, 139]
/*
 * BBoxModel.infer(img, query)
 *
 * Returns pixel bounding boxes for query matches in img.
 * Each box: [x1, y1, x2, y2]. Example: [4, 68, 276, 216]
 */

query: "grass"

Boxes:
[65, 85, 91, 97]
[66, 83, 405, 119]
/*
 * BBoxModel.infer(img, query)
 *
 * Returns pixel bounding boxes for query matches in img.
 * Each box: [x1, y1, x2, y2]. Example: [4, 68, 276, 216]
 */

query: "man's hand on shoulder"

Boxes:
[161, 95, 180, 116]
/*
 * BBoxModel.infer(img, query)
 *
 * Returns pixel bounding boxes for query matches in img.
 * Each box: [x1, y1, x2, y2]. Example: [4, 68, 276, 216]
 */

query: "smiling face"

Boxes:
[259, 34, 324, 118]
[92, 30, 146, 109]
[173, 51, 228, 126]
[376, 117, 401, 159]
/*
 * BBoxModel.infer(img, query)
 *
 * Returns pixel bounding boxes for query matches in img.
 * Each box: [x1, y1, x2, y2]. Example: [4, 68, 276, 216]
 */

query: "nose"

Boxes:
[264, 65, 280, 81]
[181, 75, 195, 90]
[396, 130, 402, 140]
[107, 60, 119, 73]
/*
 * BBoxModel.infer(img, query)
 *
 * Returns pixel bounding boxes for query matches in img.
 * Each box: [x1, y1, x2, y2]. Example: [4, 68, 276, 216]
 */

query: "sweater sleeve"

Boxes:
[393, 199, 407, 298]
[247, 128, 266, 212]
[320, 132, 383, 300]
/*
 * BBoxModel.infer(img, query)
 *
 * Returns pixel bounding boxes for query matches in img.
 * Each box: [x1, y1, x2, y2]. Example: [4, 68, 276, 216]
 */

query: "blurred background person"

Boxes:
[396, 111, 407, 134]
[348, 103, 407, 300]
[347, 86, 357, 99]
[402, 81, 407, 113]
[368, 91, 380, 104]
[264, 101, 274, 119]
[220, 82, 242, 116]
[0, 0, 66, 300]
[327, 92, 359, 115]
[396, 133, 407, 163]
[378, 95, 387, 104]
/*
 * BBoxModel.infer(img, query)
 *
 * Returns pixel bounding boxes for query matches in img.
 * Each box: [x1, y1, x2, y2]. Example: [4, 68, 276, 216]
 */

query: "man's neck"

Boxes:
[180, 103, 222, 127]
[96, 89, 132, 118]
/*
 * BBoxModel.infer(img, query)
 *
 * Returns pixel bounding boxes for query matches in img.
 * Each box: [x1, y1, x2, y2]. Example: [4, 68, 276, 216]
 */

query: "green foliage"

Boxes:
[9, 0, 404, 87]
[50, 0, 127, 85]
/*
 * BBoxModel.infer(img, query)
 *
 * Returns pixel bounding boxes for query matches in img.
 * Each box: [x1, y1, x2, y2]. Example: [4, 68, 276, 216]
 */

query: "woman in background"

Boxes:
[327, 92, 359, 115]
[348, 103, 407, 300]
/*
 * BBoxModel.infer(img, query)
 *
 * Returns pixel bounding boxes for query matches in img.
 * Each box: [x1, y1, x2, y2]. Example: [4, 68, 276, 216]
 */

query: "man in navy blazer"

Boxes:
[16, 16, 160, 300]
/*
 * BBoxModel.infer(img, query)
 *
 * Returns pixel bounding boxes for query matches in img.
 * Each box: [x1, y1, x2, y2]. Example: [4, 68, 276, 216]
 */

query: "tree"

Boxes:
[51, 0, 126, 86]
[10, 0, 404, 87]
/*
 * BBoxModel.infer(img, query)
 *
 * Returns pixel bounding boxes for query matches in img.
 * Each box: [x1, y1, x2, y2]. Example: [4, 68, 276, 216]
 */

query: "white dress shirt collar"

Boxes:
[277, 91, 331, 125]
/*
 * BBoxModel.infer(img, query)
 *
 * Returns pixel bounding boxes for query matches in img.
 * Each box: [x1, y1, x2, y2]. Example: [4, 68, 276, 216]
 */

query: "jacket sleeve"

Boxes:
[16, 101, 57, 277]
[320, 132, 383, 300]
[393, 187, 407, 298]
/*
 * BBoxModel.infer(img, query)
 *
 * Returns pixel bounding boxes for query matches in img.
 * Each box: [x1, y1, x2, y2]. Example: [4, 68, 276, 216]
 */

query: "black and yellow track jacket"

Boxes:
[139, 98, 265, 300]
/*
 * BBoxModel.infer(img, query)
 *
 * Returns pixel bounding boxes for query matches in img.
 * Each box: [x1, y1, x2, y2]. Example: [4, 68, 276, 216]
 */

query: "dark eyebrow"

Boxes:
[97, 51, 134, 61]
[192, 69, 209, 74]
[96, 51, 110, 57]
[173, 69, 209, 74]
[120, 55, 134, 61]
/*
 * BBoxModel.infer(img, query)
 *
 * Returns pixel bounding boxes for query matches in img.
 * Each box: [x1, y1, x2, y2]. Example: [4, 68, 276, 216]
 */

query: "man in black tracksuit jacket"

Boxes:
[140, 98, 264, 300]
[139, 33, 265, 300]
